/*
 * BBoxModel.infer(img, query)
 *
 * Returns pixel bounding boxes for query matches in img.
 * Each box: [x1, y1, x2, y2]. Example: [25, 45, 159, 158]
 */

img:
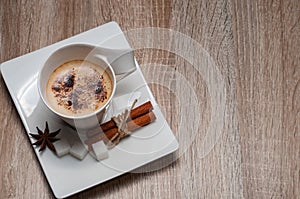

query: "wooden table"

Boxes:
[0, 0, 299, 198]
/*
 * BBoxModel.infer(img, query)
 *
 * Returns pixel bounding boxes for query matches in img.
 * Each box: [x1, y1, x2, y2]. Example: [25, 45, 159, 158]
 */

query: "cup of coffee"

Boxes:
[38, 43, 136, 129]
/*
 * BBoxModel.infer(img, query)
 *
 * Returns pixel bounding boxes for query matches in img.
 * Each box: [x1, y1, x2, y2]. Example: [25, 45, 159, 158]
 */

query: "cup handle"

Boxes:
[93, 47, 137, 82]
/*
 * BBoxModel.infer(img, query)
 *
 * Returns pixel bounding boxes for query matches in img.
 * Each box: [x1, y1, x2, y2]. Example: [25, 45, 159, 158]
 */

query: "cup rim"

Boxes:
[38, 43, 117, 120]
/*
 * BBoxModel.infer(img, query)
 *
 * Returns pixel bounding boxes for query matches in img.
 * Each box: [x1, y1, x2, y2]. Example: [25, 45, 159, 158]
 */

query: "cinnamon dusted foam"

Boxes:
[46, 60, 112, 116]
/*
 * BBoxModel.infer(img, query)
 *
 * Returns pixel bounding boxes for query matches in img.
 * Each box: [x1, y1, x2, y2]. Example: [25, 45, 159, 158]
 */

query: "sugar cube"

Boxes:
[92, 141, 109, 161]
[69, 141, 88, 160]
[53, 139, 70, 157]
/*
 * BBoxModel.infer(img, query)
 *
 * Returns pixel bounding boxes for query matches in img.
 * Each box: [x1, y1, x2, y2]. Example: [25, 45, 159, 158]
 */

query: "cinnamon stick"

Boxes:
[85, 111, 156, 146]
[87, 101, 153, 138]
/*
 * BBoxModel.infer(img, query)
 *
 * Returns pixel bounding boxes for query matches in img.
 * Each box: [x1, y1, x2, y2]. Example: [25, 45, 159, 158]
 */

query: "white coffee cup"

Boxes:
[38, 43, 136, 129]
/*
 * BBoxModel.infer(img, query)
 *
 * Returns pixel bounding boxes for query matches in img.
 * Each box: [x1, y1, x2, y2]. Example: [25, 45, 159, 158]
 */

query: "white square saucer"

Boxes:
[0, 22, 178, 198]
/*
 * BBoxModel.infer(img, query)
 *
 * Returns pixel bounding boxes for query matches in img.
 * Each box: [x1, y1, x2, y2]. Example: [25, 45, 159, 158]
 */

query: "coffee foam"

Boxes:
[46, 60, 112, 116]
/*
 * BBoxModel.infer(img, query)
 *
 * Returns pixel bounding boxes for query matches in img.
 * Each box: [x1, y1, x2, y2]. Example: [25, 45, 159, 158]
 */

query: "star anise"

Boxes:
[30, 122, 61, 152]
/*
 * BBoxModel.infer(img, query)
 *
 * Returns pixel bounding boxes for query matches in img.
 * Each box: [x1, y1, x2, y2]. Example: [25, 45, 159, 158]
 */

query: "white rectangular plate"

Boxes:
[0, 22, 178, 198]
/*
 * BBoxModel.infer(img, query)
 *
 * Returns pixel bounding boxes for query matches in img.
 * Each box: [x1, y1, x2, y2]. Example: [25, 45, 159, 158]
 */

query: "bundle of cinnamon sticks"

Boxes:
[85, 101, 156, 149]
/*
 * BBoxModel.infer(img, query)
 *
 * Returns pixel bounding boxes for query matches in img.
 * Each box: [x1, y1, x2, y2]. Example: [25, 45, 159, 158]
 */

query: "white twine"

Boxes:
[108, 99, 138, 148]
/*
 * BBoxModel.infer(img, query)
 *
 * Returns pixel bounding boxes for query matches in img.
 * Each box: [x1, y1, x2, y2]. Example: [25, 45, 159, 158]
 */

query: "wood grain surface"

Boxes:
[0, 0, 299, 198]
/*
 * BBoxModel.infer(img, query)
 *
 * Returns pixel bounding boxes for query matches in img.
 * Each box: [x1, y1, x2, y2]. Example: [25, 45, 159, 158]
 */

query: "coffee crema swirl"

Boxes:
[46, 60, 113, 116]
